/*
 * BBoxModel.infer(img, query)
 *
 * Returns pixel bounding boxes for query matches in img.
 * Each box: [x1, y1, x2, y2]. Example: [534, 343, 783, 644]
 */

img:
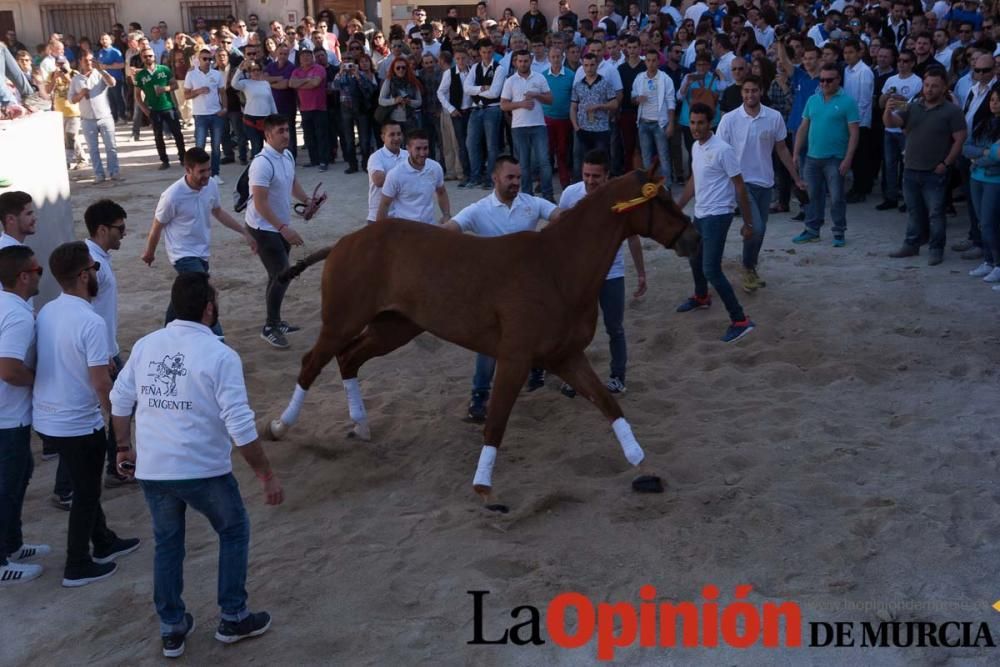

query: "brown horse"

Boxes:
[264, 166, 699, 510]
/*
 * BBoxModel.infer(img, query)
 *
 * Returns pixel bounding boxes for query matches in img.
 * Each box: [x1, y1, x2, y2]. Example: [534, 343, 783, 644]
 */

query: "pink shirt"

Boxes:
[292, 64, 327, 111]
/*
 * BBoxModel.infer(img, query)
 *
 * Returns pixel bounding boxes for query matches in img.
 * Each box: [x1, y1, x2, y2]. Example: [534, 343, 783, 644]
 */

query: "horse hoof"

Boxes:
[632, 475, 664, 494]
[346, 421, 371, 441]
[269, 419, 288, 440]
[485, 503, 510, 514]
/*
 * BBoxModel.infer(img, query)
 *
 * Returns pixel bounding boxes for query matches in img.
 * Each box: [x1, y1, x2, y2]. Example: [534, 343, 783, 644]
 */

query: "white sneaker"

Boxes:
[993, 284, 1000, 292]
[0, 561, 42, 586]
[8, 544, 51, 562]
[969, 262, 993, 277]
[213, 175, 225, 185]
[606, 376, 627, 394]
[983, 267, 1000, 283]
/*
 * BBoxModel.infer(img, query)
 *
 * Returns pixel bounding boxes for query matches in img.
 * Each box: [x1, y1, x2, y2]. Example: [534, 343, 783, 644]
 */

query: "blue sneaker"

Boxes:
[832, 237, 846, 248]
[792, 230, 820, 244]
[722, 319, 755, 343]
[676, 295, 712, 313]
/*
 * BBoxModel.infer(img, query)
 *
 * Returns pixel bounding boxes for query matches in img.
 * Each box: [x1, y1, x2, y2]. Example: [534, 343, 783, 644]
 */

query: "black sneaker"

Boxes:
[50, 493, 72, 511]
[466, 392, 488, 423]
[260, 325, 289, 349]
[560, 382, 577, 398]
[875, 199, 898, 211]
[162, 613, 195, 658]
[93, 537, 141, 564]
[791, 211, 805, 222]
[62, 560, 117, 587]
[278, 321, 301, 335]
[215, 611, 272, 644]
[158, 162, 170, 171]
[344, 165, 359, 174]
[525, 369, 546, 391]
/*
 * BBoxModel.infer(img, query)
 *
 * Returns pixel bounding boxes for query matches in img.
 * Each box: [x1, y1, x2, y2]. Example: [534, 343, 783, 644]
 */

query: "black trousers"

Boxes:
[150, 108, 186, 165]
[247, 227, 291, 327]
[849, 126, 878, 195]
[41, 429, 117, 572]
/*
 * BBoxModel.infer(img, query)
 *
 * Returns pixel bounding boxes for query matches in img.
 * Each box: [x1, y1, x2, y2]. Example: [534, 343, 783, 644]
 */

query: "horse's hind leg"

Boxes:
[265, 323, 349, 440]
[553, 352, 663, 493]
[474, 359, 531, 511]
[335, 312, 425, 441]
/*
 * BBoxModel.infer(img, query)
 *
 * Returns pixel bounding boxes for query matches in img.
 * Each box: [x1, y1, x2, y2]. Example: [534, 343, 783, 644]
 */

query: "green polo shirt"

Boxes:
[134, 65, 175, 111]
[803, 88, 860, 160]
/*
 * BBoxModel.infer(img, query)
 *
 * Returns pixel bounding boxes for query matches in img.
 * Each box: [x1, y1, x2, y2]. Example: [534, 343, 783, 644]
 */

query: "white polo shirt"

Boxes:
[245, 144, 296, 233]
[691, 133, 740, 218]
[560, 182, 626, 280]
[0, 233, 23, 250]
[453, 191, 556, 237]
[381, 158, 445, 224]
[716, 103, 787, 188]
[367, 147, 409, 221]
[0, 290, 35, 428]
[84, 239, 119, 356]
[154, 176, 220, 264]
[501, 70, 551, 128]
[33, 293, 111, 437]
[110, 320, 258, 480]
[183, 67, 225, 116]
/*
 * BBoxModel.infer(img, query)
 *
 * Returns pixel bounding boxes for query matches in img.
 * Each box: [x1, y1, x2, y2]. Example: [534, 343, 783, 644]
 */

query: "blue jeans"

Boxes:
[140, 474, 251, 635]
[637, 120, 671, 181]
[804, 156, 847, 237]
[340, 107, 372, 169]
[883, 132, 906, 202]
[743, 183, 771, 269]
[452, 110, 472, 181]
[971, 179, 1000, 265]
[194, 113, 226, 176]
[107, 82, 126, 122]
[467, 105, 502, 186]
[902, 168, 948, 251]
[472, 354, 496, 395]
[0, 426, 32, 565]
[688, 213, 746, 322]
[224, 111, 247, 162]
[600, 277, 627, 381]
[164, 257, 224, 336]
[81, 116, 119, 178]
[512, 125, 553, 198]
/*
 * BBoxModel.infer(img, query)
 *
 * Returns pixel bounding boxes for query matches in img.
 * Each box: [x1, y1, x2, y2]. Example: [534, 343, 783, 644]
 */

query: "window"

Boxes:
[180, 1, 237, 32]
[40, 3, 116, 43]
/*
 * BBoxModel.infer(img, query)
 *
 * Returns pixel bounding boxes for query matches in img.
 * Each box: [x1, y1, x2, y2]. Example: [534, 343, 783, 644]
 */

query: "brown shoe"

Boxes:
[889, 245, 919, 258]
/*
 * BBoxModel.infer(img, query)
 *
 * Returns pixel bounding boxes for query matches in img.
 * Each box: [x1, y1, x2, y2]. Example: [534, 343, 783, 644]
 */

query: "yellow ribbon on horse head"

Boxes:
[610, 179, 666, 214]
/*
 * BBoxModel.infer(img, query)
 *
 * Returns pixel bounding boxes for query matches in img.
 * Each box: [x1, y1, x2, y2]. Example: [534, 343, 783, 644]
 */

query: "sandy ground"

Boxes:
[2, 122, 1000, 666]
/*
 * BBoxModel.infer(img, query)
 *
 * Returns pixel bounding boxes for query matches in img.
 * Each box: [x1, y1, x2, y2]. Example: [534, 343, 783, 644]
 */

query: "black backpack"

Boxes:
[232, 152, 281, 212]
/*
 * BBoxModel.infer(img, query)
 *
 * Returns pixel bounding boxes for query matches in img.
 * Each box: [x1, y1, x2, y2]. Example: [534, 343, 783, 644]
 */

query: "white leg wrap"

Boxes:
[473, 445, 498, 488]
[343, 378, 368, 423]
[612, 418, 645, 466]
[280, 384, 308, 425]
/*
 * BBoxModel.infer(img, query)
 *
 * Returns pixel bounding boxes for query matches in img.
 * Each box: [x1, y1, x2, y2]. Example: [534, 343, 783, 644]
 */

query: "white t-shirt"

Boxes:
[560, 182, 626, 280]
[684, 2, 709, 26]
[367, 147, 409, 221]
[183, 67, 225, 116]
[631, 69, 676, 125]
[453, 191, 556, 237]
[716, 104, 787, 188]
[881, 74, 920, 135]
[381, 158, 445, 224]
[0, 290, 35, 428]
[110, 320, 258, 480]
[84, 239, 119, 356]
[33, 293, 111, 437]
[501, 71, 551, 128]
[715, 51, 737, 91]
[245, 144, 296, 232]
[154, 176, 220, 264]
[691, 134, 740, 218]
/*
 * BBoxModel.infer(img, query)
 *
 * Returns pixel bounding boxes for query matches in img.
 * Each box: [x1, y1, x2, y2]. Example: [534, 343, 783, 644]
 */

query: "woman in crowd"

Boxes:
[966, 84, 1000, 287]
[232, 59, 277, 156]
[371, 30, 390, 68]
[378, 56, 421, 133]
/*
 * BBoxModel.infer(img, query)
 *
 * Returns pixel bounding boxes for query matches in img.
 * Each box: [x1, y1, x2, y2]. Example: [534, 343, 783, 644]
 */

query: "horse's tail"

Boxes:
[279, 246, 334, 284]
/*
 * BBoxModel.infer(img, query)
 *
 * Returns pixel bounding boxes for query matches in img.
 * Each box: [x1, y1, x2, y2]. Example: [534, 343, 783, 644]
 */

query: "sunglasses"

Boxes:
[22, 266, 43, 277]
[975, 67, 994, 73]
[819, 77, 837, 83]
[200, 57, 211, 61]
[83, 262, 101, 273]
[109, 224, 126, 233]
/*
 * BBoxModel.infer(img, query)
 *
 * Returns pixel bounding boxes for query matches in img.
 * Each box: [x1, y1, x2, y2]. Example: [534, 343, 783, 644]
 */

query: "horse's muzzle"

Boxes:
[672, 225, 702, 258]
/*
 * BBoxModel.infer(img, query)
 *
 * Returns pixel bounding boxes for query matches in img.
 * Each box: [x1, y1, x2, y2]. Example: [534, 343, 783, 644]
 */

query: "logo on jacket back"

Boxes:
[147, 353, 187, 397]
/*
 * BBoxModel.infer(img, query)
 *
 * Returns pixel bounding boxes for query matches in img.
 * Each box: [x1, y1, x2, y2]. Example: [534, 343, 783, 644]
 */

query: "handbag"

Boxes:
[373, 103, 393, 124]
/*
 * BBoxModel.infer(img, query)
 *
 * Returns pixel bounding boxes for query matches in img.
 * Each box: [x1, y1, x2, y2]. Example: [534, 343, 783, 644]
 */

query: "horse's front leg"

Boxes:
[553, 352, 663, 494]
[474, 359, 531, 512]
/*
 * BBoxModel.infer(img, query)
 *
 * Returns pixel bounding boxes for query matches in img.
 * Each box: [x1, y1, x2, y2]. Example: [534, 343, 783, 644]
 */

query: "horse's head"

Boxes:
[613, 166, 700, 258]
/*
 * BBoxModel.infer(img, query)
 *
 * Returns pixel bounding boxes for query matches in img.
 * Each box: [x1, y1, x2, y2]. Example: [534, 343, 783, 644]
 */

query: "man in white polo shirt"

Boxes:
[376, 128, 451, 225]
[111, 273, 282, 658]
[34, 241, 140, 587]
[143, 147, 256, 339]
[556, 149, 645, 397]
[366, 121, 409, 225]
[0, 191, 36, 251]
[675, 103, 756, 344]
[717, 75, 803, 293]
[501, 50, 554, 200]
[443, 155, 561, 421]
[184, 48, 227, 183]
[0, 246, 49, 586]
[83, 199, 134, 488]
[246, 114, 317, 350]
